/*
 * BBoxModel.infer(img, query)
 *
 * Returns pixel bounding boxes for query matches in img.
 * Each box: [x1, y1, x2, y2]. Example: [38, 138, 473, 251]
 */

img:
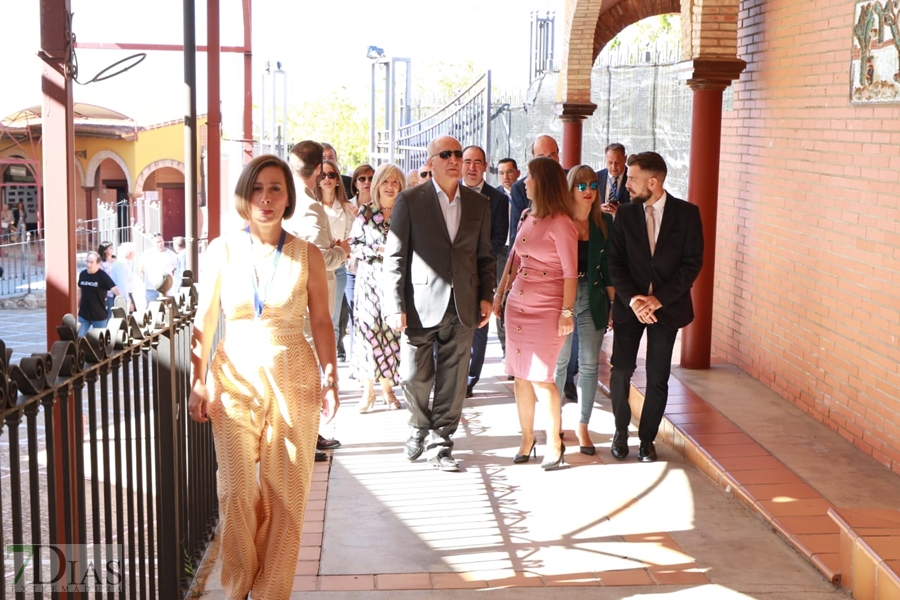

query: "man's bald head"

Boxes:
[531, 135, 560, 163]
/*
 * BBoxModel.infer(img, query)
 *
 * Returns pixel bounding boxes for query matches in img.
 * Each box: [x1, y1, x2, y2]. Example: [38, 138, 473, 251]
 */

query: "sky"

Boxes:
[3, 0, 562, 136]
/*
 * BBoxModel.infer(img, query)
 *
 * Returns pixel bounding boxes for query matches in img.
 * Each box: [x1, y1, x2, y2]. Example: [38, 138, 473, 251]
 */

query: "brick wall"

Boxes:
[716, 0, 900, 471]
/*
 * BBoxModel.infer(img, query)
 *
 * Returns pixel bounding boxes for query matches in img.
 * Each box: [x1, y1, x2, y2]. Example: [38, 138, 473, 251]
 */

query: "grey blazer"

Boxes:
[383, 182, 496, 329]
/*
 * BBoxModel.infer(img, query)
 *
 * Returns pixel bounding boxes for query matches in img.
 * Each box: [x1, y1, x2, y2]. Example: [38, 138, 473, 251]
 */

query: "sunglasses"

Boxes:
[321, 172, 338, 180]
[575, 182, 599, 192]
[419, 171, 433, 178]
[433, 150, 463, 160]
[356, 175, 373, 182]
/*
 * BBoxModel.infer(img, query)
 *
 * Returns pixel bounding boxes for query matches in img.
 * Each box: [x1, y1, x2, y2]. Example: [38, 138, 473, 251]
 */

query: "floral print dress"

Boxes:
[348, 204, 400, 383]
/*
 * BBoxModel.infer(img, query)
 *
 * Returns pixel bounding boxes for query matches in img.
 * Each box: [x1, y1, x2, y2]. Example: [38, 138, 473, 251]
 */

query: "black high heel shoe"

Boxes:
[541, 443, 566, 470]
[513, 440, 537, 464]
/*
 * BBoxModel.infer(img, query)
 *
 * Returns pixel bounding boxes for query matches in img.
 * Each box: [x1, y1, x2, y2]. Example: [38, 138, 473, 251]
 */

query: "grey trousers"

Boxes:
[399, 296, 475, 458]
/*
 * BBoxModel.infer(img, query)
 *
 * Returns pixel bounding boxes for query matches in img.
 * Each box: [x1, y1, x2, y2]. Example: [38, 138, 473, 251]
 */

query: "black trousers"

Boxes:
[609, 317, 678, 442]
[400, 296, 474, 457]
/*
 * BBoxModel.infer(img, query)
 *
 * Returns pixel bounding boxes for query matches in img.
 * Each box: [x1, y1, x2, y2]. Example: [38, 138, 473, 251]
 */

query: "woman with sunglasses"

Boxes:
[554, 166, 616, 455]
[319, 159, 357, 361]
[348, 163, 405, 412]
[493, 157, 577, 470]
[350, 164, 375, 207]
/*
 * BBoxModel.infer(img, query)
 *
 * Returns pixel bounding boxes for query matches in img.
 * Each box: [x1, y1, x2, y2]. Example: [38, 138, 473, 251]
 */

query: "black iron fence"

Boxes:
[0, 278, 217, 599]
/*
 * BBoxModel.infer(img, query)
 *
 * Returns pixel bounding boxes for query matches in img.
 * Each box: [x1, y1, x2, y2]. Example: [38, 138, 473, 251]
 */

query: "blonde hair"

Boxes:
[370, 164, 407, 212]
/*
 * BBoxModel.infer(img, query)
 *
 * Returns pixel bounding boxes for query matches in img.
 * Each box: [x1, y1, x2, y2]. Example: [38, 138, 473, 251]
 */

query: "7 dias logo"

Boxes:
[6, 544, 123, 593]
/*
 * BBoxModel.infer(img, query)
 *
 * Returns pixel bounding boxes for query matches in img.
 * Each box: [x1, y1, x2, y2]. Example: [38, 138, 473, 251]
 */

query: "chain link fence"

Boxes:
[488, 43, 733, 199]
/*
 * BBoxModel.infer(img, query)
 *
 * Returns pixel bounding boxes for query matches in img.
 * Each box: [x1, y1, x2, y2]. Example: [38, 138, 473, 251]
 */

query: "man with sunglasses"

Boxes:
[384, 135, 496, 472]
[417, 165, 433, 184]
[460, 145, 509, 398]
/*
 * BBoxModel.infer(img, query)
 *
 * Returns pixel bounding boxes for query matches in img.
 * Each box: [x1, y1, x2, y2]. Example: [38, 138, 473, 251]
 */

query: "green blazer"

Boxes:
[586, 212, 614, 330]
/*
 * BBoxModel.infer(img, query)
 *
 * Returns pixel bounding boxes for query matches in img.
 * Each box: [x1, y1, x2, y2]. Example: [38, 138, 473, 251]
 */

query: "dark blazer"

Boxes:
[384, 182, 496, 329]
[508, 178, 529, 247]
[341, 174, 353, 199]
[596, 167, 630, 205]
[466, 181, 509, 259]
[586, 212, 615, 329]
[609, 194, 703, 330]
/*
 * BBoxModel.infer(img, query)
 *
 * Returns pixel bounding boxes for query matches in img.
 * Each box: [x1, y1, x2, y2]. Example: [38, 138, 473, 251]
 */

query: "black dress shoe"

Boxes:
[430, 449, 459, 471]
[317, 434, 341, 450]
[638, 441, 657, 463]
[314, 449, 328, 462]
[404, 435, 424, 461]
[610, 430, 629, 460]
[563, 381, 578, 402]
[465, 385, 474, 398]
[507, 375, 515, 381]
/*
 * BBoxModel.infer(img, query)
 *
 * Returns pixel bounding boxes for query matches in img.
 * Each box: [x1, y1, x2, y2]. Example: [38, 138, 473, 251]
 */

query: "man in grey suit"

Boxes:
[384, 135, 496, 471]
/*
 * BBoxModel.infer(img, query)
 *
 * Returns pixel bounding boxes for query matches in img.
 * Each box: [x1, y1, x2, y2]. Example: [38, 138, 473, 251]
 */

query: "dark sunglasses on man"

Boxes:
[433, 150, 463, 160]
[419, 171, 433, 178]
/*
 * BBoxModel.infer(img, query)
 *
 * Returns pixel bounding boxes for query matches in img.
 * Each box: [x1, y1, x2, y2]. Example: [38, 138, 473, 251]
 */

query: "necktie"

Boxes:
[609, 176, 618, 202]
[645, 204, 656, 256]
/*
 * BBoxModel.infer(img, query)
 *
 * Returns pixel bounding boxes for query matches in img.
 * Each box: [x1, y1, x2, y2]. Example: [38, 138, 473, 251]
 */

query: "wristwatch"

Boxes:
[560, 308, 574, 318]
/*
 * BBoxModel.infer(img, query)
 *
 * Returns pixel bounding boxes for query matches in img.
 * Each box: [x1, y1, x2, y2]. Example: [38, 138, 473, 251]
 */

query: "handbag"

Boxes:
[497, 209, 531, 324]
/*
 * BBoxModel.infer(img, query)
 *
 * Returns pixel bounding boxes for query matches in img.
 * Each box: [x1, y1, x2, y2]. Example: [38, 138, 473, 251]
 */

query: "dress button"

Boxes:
[542, 271, 547, 276]
[521, 238, 526, 242]
[519, 291, 524, 296]
[516, 327, 521, 332]
[519, 309, 525, 314]
[516, 350, 521, 355]
[522, 272, 527, 277]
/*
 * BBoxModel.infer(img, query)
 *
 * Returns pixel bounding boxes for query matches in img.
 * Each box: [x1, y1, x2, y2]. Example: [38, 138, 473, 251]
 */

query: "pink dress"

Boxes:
[504, 212, 578, 382]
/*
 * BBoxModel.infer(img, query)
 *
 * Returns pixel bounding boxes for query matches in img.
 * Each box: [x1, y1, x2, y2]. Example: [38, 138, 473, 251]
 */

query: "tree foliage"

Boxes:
[286, 87, 369, 171]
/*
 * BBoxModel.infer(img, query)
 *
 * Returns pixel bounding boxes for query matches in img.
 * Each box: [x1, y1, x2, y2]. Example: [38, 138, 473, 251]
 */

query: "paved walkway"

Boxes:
[12, 309, 883, 598]
[191, 326, 854, 599]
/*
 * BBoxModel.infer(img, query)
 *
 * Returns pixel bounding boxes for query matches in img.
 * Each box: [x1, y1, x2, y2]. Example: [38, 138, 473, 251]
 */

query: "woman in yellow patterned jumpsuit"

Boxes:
[189, 154, 339, 599]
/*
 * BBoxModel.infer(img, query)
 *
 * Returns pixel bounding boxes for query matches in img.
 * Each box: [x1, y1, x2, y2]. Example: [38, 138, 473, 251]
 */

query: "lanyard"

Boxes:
[247, 227, 286, 318]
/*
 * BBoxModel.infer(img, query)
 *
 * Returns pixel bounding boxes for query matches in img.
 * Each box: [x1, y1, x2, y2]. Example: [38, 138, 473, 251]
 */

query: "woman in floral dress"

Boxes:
[348, 163, 406, 412]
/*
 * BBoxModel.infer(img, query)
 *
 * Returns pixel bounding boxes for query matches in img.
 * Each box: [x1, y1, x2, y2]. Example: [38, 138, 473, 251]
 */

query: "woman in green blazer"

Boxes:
[555, 165, 616, 455]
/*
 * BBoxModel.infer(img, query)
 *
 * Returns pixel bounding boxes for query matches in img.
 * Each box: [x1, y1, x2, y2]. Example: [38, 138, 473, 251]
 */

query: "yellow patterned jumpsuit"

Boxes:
[206, 233, 320, 599]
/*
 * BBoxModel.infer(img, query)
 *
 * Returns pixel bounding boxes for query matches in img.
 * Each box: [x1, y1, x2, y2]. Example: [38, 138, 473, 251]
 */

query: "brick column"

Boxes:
[555, 102, 597, 169]
[678, 58, 746, 369]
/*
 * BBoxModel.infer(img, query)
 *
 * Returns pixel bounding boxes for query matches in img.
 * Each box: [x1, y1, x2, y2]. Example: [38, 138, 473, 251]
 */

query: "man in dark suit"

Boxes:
[597, 143, 630, 217]
[608, 151, 704, 463]
[461, 145, 509, 398]
[385, 135, 496, 472]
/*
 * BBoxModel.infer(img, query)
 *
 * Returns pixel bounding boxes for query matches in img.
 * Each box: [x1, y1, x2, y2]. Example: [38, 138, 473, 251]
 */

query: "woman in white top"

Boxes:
[318, 159, 357, 358]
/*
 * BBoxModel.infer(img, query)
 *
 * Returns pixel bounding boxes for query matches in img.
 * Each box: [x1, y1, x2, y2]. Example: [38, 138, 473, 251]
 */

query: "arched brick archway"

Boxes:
[591, 0, 683, 63]
[558, 0, 744, 369]
[134, 159, 185, 192]
[85, 150, 132, 194]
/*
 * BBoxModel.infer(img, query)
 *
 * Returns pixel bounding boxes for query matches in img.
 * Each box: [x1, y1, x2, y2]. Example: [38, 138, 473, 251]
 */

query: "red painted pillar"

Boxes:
[560, 118, 584, 169]
[40, 0, 77, 335]
[678, 58, 746, 369]
[206, 0, 221, 256]
[680, 89, 723, 369]
[555, 102, 597, 169]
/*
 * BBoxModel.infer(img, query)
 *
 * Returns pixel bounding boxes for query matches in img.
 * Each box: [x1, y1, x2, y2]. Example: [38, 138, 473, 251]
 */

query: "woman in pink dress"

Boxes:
[493, 157, 578, 470]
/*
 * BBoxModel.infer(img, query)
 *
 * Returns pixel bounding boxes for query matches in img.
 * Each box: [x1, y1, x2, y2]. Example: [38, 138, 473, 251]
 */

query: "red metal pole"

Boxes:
[206, 0, 221, 249]
[242, 0, 254, 166]
[680, 88, 723, 369]
[40, 0, 79, 583]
